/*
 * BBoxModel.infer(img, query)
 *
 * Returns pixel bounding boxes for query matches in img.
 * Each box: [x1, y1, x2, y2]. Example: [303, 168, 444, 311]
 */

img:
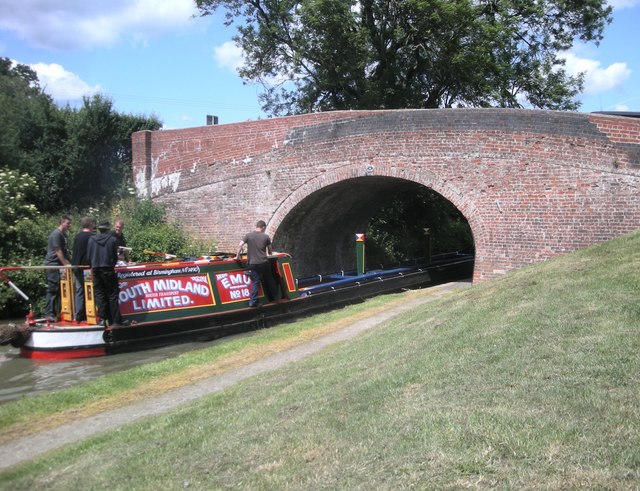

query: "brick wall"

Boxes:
[132, 109, 640, 281]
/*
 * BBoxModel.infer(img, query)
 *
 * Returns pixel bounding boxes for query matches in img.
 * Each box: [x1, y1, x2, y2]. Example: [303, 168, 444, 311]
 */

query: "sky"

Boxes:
[0, 0, 638, 130]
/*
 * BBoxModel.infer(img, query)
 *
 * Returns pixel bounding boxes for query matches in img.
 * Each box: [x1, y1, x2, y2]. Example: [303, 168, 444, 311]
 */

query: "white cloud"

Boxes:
[560, 52, 631, 95]
[0, 0, 198, 50]
[29, 62, 101, 103]
[214, 41, 244, 72]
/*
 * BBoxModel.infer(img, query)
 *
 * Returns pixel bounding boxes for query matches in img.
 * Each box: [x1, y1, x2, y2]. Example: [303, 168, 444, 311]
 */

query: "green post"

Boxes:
[355, 233, 365, 275]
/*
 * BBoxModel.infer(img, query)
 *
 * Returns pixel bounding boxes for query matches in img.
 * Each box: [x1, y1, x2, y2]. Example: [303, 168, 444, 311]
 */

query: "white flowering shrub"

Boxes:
[0, 169, 39, 234]
[0, 170, 45, 316]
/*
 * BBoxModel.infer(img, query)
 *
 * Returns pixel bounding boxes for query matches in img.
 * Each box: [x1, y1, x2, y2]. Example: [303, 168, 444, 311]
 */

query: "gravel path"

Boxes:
[0, 281, 469, 470]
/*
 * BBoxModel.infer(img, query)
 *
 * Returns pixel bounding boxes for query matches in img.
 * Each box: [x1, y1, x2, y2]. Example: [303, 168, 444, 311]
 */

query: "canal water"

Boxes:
[0, 333, 247, 404]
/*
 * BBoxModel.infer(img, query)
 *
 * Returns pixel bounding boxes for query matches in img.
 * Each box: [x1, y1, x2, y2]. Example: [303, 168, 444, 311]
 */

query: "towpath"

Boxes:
[0, 281, 470, 470]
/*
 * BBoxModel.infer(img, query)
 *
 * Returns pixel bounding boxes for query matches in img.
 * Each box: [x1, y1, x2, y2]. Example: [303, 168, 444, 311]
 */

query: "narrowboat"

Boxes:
[0, 242, 473, 360]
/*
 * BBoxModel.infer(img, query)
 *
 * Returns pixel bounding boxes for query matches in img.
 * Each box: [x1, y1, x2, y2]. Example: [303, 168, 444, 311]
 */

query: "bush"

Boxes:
[0, 170, 40, 259]
[109, 199, 216, 262]
[0, 214, 59, 318]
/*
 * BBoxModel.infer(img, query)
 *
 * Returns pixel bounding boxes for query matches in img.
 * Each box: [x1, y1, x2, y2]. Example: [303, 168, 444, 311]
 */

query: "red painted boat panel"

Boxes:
[21, 347, 107, 360]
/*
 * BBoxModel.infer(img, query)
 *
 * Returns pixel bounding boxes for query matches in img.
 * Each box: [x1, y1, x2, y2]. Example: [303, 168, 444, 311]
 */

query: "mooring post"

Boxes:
[424, 228, 432, 265]
[355, 233, 365, 275]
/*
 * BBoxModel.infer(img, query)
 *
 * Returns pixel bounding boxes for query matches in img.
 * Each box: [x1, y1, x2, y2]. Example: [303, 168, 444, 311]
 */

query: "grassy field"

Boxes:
[1, 230, 639, 489]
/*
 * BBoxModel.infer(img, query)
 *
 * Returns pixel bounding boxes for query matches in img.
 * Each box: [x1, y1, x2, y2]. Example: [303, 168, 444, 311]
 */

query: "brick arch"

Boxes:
[132, 108, 640, 282]
[267, 162, 485, 278]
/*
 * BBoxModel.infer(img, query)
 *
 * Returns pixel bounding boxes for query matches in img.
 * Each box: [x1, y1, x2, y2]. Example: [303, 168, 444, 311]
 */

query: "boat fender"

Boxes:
[10, 329, 31, 348]
[103, 329, 114, 344]
[0, 323, 30, 347]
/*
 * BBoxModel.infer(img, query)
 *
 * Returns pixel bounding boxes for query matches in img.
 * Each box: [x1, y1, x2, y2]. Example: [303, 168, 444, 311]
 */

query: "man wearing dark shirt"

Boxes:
[71, 217, 94, 323]
[88, 220, 127, 327]
[235, 220, 278, 307]
[43, 215, 71, 322]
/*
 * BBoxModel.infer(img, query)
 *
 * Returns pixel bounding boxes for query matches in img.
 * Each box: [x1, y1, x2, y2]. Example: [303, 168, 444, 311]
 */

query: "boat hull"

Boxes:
[20, 326, 107, 359]
[15, 253, 473, 359]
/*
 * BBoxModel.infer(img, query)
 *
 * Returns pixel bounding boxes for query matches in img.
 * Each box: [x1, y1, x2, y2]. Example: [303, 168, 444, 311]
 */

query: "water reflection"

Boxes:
[0, 334, 246, 404]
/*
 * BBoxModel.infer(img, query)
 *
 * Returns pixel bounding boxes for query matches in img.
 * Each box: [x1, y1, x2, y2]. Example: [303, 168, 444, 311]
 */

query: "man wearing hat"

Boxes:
[87, 220, 128, 327]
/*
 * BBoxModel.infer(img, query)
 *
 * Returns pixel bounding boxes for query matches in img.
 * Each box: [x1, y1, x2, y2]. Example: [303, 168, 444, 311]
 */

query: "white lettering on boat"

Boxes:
[218, 272, 251, 290]
[118, 282, 152, 301]
[153, 278, 210, 296]
[132, 295, 193, 310]
[215, 270, 258, 304]
[118, 274, 215, 314]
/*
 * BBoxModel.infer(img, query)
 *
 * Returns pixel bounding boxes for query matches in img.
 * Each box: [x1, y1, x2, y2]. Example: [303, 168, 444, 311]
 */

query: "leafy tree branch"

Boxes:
[195, 0, 611, 115]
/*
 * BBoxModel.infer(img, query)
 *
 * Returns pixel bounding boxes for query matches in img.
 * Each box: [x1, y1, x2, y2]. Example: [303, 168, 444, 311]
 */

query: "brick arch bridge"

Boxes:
[132, 109, 640, 281]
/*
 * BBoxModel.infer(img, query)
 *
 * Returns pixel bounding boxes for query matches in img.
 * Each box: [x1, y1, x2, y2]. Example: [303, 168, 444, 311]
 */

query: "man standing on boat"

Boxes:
[44, 215, 72, 322]
[235, 220, 278, 308]
[88, 220, 128, 327]
[71, 217, 95, 323]
[111, 219, 130, 264]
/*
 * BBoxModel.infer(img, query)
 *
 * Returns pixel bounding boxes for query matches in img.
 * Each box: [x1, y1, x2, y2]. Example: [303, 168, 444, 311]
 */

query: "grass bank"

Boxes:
[0, 289, 422, 440]
[2, 230, 640, 489]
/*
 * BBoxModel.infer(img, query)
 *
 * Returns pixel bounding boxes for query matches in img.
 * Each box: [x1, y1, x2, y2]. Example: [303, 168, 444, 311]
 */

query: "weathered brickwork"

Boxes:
[132, 109, 640, 281]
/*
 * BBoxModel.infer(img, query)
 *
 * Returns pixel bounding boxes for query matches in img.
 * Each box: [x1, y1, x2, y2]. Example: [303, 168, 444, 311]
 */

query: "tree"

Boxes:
[366, 187, 473, 265]
[0, 58, 62, 175]
[57, 95, 162, 210]
[1, 59, 162, 212]
[195, 0, 611, 115]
